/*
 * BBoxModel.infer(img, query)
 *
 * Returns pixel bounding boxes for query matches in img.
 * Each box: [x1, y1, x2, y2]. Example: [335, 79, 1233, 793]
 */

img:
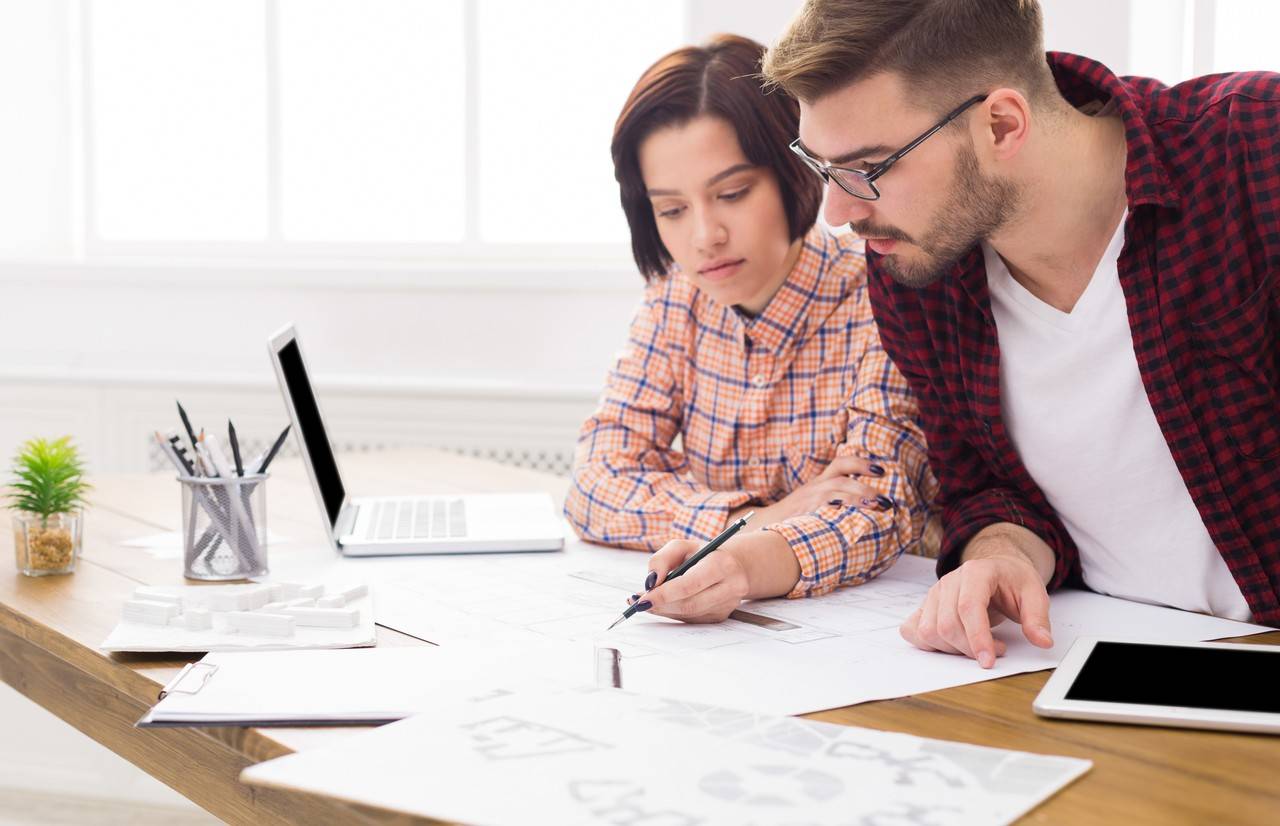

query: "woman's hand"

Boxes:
[624, 530, 801, 623]
[731, 455, 891, 528]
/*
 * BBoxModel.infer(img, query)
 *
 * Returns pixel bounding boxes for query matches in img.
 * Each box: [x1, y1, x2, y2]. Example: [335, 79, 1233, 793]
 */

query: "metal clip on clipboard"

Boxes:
[158, 661, 219, 700]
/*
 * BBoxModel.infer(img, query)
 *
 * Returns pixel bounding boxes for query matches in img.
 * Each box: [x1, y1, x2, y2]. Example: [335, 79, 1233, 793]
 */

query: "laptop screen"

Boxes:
[277, 338, 345, 527]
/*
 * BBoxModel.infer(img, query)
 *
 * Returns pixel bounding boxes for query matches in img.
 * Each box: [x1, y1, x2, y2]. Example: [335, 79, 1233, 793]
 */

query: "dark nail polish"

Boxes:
[827, 498, 843, 506]
[876, 495, 894, 510]
[630, 594, 639, 602]
[644, 571, 657, 590]
[635, 600, 653, 612]
[869, 464, 885, 476]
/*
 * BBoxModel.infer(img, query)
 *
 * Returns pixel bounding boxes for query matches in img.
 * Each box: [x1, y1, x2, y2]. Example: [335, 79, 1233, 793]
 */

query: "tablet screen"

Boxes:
[1065, 642, 1280, 713]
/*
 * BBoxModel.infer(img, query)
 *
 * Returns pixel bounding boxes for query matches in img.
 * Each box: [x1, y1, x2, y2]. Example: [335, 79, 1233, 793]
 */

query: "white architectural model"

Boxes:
[101, 581, 376, 652]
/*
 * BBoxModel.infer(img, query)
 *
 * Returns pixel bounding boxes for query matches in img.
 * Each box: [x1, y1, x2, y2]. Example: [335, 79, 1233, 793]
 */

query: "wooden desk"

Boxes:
[3, 449, 1277, 825]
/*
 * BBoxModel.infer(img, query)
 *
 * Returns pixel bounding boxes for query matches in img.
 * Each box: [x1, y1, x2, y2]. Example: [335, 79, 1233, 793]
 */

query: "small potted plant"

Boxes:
[7, 437, 91, 576]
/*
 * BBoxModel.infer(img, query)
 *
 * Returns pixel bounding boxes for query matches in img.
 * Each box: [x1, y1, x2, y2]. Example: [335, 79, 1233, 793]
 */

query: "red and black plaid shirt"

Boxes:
[867, 53, 1280, 624]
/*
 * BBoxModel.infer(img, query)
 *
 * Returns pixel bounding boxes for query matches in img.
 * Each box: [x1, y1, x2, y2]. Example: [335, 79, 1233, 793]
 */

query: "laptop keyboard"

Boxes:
[364, 498, 468, 541]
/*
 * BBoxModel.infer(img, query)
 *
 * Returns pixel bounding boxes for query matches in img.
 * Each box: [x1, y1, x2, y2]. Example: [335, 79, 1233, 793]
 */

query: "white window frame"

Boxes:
[11, 0, 1256, 291]
[66, 0, 707, 285]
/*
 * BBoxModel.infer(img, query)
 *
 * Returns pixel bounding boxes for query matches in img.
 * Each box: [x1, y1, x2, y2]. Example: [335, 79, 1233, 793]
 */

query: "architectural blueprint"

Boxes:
[268, 538, 1272, 715]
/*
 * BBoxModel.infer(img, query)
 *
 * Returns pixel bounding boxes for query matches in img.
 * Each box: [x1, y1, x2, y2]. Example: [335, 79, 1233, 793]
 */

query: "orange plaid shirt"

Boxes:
[565, 226, 938, 597]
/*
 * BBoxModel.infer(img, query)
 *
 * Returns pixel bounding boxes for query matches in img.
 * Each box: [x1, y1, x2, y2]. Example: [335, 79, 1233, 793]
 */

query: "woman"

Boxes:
[564, 34, 938, 623]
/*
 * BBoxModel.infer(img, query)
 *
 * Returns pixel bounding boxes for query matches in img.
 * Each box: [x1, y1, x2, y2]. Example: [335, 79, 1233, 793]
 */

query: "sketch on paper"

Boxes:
[850, 801, 963, 826]
[568, 780, 704, 826]
[826, 742, 966, 788]
[464, 716, 611, 761]
[698, 765, 844, 805]
[641, 697, 844, 757]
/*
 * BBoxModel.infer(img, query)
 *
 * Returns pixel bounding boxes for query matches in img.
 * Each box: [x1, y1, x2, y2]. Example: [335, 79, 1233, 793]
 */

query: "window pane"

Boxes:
[279, 0, 466, 242]
[90, 0, 268, 240]
[1042, 0, 1132, 78]
[1128, 0, 1188, 84]
[477, 0, 685, 243]
[0, 1, 68, 256]
[1213, 0, 1280, 73]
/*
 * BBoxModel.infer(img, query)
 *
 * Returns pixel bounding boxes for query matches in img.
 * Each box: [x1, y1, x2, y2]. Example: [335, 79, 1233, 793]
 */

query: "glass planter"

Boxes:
[13, 511, 83, 576]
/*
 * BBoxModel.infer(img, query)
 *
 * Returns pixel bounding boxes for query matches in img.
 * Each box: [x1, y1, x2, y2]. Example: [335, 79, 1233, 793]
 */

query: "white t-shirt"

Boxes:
[984, 212, 1252, 621]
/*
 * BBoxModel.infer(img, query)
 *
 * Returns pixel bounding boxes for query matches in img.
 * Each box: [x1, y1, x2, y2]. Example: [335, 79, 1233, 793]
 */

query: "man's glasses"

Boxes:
[790, 94, 988, 201]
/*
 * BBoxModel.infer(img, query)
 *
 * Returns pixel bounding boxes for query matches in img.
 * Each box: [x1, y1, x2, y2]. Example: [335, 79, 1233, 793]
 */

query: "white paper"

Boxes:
[269, 545, 1271, 715]
[241, 687, 1092, 826]
[100, 581, 376, 652]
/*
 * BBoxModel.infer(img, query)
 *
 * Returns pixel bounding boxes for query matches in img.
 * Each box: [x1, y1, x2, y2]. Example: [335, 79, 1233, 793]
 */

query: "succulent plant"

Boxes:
[7, 437, 91, 526]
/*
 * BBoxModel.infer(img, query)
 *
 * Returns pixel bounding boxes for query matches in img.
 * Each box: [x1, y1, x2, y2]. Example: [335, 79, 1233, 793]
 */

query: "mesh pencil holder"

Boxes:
[179, 474, 269, 580]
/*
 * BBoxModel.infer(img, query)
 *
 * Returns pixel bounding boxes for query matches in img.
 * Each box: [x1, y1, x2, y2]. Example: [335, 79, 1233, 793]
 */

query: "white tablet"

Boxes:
[1033, 637, 1280, 735]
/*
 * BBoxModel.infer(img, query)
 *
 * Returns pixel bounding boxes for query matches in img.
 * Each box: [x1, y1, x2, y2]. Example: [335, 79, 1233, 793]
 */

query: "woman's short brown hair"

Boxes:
[612, 34, 822, 281]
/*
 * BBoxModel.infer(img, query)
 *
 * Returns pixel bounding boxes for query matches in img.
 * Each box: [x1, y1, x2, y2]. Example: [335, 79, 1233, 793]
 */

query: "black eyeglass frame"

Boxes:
[790, 94, 988, 201]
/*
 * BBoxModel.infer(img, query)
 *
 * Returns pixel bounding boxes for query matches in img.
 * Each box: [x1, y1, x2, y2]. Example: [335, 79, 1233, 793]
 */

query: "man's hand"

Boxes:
[626, 531, 801, 623]
[731, 455, 891, 527]
[899, 523, 1056, 668]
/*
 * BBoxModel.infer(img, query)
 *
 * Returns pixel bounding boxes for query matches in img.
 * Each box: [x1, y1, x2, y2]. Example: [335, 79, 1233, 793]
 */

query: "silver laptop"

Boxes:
[268, 324, 565, 556]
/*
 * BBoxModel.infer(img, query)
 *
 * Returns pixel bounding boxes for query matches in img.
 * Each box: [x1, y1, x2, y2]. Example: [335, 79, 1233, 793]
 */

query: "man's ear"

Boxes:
[975, 87, 1032, 161]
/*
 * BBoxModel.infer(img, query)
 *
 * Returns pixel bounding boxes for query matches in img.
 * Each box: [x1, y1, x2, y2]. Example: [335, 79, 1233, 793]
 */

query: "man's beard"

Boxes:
[858, 141, 1019, 288]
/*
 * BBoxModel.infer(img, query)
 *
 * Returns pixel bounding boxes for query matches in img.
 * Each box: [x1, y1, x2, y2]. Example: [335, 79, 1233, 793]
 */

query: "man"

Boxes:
[762, 0, 1280, 667]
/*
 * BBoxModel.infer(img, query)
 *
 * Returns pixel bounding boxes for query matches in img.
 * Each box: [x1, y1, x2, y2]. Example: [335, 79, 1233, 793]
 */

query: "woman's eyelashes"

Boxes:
[653, 185, 749, 220]
[650, 181, 747, 217]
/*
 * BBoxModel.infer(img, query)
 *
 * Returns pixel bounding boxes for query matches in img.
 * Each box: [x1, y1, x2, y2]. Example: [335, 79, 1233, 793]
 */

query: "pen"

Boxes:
[176, 401, 200, 456]
[605, 511, 754, 631]
[256, 425, 291, 474]
[228, 420, 244, 477]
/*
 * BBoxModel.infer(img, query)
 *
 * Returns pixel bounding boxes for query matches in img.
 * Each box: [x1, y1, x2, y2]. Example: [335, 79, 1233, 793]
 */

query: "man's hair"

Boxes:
[612, 34, 822, 281]
[762, 0, 1054, 110]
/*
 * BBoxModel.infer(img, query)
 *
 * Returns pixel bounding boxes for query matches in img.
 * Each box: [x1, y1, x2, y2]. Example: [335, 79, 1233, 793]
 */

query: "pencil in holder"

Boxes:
[179, 474, 269, 580]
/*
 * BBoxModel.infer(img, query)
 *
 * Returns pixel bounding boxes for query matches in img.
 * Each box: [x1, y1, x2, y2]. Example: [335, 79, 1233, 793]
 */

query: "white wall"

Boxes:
[0, 3, 817, 479]
[0, 263, 635, 475]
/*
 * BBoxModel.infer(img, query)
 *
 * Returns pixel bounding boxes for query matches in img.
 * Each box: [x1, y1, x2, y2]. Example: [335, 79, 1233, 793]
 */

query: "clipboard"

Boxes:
[136, 642, 587, 729]
[139, 648, 448, 728]
[159, 661, 220, 700]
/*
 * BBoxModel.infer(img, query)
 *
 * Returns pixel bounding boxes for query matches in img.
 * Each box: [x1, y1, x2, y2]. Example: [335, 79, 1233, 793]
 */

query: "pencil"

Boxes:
[605, 511, 754, 631]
